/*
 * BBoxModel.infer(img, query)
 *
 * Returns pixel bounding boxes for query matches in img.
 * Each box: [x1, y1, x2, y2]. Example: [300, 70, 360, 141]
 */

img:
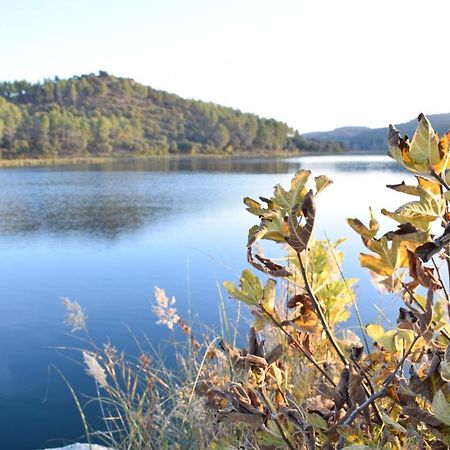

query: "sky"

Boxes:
[1, 0, 450, 133]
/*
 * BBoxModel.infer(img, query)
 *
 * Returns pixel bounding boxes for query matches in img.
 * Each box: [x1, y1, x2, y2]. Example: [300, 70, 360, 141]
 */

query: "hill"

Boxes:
[303, 113, 450, 151]
[0, 72, 342, 159]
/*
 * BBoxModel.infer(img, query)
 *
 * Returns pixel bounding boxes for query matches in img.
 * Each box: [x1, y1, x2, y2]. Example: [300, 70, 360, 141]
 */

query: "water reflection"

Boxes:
[0, 155, 400, 240]
[31, 154, 400, 174]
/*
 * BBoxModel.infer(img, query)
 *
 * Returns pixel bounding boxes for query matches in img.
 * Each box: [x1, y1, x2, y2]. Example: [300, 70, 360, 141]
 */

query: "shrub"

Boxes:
[67, 114, 450, 449]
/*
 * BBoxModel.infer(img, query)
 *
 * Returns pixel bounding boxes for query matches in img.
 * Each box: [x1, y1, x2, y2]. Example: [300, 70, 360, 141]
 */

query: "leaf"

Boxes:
[402, 406, 441, 427]
[407, 249, 440, 290]
[396, 328, 415, 347]
[381, 196, 443, 232]
[388, 115, 450, 175]
[416, 222, 450, 262]
[359, 253, 393, 276]
[377, 330, 400, 354]
[432, 388, 450, 426]
[347, 208, 379, 240]
[417, 175, 441, 195]
[284, 290, 318, 333]
[243, 197, 264, 216]
[340, 446, 374, 450]
[261, 278, 276, 311]
[314, 174, 333, 194]
[419, 286, 434, 333]
[272, 169, 311, 211]
[254, 430, 286, 448]
[381, 412, 407, 433]
[223, 270, 262, 306]
[348, 370, 365, 406]
[307, 412, 328, 430]
[366, 324, 385, 341]
[286, 190, 315, 254]
[409, 113, 440, 164]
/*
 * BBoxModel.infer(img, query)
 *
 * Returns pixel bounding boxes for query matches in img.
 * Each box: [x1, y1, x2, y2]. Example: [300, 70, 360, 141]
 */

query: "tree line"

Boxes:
[0, 72, 343, 159]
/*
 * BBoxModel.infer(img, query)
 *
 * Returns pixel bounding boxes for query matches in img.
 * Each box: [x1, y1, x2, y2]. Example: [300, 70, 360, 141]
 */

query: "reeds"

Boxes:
[61, 288, 243, 450]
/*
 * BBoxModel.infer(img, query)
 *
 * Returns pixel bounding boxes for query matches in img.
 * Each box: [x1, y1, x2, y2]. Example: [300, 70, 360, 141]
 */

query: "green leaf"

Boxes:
[261, 278, 276, 311]
[377, 330, 399, 353]
[243, 197, 264, 215]
[308, 412, 328, 430]
[381, 200, 442, 232]
[272, 169, 311, 211]
[433, 388, 450, 426]
[223, 269, 263, 306]
[409, 114, 440, 164]
[314, 174, 333, 194]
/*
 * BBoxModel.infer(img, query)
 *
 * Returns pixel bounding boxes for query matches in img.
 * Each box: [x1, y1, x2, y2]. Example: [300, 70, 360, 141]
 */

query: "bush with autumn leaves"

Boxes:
[72, 114, 450, 449]
[201, 114, 450, 449]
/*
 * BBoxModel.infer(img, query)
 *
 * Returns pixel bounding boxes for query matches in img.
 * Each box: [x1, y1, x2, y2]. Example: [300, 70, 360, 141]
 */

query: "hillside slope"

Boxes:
[0, 72, 342, 159]
[303, 113, 450, 151]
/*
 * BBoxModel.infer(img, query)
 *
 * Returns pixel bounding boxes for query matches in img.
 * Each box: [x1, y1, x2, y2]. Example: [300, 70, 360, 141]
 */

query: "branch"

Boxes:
[337, 333, 422, 449]
[260, 305, 336, 387]
[259, 387, 297, 450]
[297, 253, 348, 366]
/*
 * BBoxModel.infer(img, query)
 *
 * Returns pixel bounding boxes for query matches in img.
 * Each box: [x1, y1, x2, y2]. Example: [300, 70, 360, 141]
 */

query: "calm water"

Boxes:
[0, 155, 411, 449]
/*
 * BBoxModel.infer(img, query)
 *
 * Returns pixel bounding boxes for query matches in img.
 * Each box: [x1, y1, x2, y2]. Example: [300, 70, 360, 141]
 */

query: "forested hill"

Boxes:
[0, 72, 342, 159]
[303, 113, 450, 152]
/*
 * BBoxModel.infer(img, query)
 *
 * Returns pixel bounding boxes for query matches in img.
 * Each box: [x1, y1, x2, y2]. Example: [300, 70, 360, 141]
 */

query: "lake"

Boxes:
[0, 155, 411, 449]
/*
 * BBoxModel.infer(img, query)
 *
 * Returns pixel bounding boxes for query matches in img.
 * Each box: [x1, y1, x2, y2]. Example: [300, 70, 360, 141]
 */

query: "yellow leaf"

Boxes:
[409, 114, 440, 164]
[366, 324, 384, 341]
[314, 174, 333, 194]
[359, 253, 393, 276]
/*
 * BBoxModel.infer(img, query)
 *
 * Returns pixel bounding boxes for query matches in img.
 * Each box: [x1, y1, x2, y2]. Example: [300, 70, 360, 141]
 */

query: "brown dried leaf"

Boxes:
[285, 190, 316, 254]
[333, 368, 349, 411]
[348, 370, 365, 406]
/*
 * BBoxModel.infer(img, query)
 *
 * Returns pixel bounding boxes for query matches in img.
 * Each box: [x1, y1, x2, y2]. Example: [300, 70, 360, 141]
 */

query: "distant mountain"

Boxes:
[303, 113, 450, 152]
[0, 72, 343, 159]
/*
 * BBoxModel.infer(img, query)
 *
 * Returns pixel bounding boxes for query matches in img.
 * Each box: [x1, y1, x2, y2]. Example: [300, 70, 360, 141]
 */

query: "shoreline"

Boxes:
[0, 150, 386, 169]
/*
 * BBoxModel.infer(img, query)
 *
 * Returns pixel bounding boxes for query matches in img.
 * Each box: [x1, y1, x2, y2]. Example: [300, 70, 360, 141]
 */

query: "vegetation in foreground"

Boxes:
[0, 72, 342, 160]
[65, 114, 450, 448]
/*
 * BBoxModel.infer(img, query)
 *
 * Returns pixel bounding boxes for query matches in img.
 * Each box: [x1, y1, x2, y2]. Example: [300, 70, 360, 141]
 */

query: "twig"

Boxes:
[297, 253, 348, 366]
[431, 169, 450, 191]
[297, 250, 383, 422]
[337, 333, 422, 449]
[259, 387, 296, 450]
[260, 305, 336, 386]
[400, 279, 450, 341]
[432, 257, 450, 306]
[324, 233, 372, 366]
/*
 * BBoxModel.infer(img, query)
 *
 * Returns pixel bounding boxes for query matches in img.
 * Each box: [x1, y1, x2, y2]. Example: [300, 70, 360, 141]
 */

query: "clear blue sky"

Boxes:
[1, 0, 450, 132]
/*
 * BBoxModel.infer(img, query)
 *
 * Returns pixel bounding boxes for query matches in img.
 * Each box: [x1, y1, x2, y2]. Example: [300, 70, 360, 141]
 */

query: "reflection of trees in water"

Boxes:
[0, 198, 168, 239]
[0, 157, 403, 239]
[55, 156, 403, 174]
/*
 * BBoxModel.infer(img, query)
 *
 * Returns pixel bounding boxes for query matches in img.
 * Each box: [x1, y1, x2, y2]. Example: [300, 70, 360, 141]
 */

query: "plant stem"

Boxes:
[324, 233, 373, 366]
[337, 333, 421, 449]
[259, 387, 297, 450]
[297, 252, 348, 366]
[431, 170, 450, 190]
[260, 305, 336, 386]
[400, 279, 450, 341]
